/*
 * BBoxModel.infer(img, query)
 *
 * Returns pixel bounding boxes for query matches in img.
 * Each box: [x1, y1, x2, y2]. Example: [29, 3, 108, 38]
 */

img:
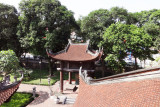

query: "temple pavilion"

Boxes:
[47, 39, 102, 93]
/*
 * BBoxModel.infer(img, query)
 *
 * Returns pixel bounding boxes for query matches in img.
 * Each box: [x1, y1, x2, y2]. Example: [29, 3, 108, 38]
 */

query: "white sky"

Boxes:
[0, 0, 160, 20]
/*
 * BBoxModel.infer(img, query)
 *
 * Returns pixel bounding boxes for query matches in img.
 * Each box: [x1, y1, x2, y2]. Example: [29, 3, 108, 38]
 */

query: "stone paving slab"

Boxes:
[17, 81, 78, 107]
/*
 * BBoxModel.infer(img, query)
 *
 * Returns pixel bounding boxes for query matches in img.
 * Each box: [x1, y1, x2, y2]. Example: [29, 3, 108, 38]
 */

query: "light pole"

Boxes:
[39, 58, 42, 84]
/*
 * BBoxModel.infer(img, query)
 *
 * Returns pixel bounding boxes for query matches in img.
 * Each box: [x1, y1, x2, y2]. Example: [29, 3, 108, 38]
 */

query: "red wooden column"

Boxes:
[60, 61, 64, 93]
[67, 62, 72, 84]
[68, 72, 72, 84]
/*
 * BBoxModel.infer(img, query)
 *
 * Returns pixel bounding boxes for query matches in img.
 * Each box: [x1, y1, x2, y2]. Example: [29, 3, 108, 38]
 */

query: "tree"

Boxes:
[126, 12, 139, 25]
[100, 23, 155, 73]
[17, 0, 77, 75]
[149, 10, 160, 25]
[133, 9, 158, 27]
[148, 10, 160, 50]
[129, 24, 156, 68]
[100, 23, 129, 73]
[0, 3, 22, 57]
[0, 50, 20, 76]
[80, 9, 113, 49]
[110, 7, 129, 23]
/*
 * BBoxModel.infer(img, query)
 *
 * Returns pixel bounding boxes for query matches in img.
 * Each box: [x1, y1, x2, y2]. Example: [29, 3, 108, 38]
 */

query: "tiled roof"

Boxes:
[47, 40, 102, 61]
[74, 67, 160, 107]
[0, 81, 21, 105]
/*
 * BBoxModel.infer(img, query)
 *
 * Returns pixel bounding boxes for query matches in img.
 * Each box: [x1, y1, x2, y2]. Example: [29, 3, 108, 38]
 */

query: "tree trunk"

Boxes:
[101, 54, 106, 77]
[48, 57, 54, 76]
[135, 57, 137, 70]
[102, 59, 105, 77]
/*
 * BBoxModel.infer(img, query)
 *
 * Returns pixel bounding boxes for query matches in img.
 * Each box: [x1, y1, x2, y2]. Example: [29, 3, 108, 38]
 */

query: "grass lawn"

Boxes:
[1, 92, 36, 107]
[10, 69, 70, 85]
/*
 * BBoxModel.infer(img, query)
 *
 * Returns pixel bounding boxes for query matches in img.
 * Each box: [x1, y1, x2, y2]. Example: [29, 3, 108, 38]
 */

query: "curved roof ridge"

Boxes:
[75, 67, 160, 107]
[47, 39, 102, 61]
[79, 66, 160, 85]
[92, 66, 160, 82]
[68, 39, 90, 45]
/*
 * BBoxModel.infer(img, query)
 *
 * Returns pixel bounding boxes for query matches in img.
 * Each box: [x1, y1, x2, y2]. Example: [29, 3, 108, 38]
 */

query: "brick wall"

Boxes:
[0, 81, 21, 105]
[74, 74, 160, 107]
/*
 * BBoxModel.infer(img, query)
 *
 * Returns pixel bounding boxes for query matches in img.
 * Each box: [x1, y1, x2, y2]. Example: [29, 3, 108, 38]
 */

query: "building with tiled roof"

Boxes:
[47, 39, 102, 92]
[74, 66, 160, 107]
[47, 39, 102, 62]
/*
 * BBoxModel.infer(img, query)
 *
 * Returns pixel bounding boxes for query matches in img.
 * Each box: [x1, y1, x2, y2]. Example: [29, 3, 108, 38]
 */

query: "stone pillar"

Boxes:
[33, 87, 36, 98]
[68, 72, 72, 84]
[60, 71, 63, 93]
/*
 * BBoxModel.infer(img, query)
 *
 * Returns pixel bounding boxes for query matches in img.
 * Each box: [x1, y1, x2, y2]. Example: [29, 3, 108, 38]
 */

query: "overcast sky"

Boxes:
[0, 0, 160, 20]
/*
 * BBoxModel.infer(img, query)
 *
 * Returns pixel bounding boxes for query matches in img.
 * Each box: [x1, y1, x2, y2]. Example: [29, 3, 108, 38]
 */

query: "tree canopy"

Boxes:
[0, 50, 20, 75]
[17, 0, 77, 56]
[100, 23, 156, 73]
[0, 3, 22, 57]
[0, 2, 160, 74]
[79, 7, 131, 49]
[79, 9, 113, 49]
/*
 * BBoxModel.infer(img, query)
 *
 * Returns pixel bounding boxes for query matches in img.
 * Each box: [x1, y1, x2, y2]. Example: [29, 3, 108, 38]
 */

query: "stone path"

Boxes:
[17, 81, 78, 107]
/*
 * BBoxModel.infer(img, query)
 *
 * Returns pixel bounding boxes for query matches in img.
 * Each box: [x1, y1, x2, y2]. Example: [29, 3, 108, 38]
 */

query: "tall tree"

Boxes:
[0, 3, 22, 57]
[110, 7, 129, 23]
[100, 23, 155, 73]
[17, 0, 77, 75]
[149, 10, 160, 25]
[133, 9, 158, 27]
[18, 0, 76, 54]
[80, 9, 113, 49]
[0, 50, 20, 76]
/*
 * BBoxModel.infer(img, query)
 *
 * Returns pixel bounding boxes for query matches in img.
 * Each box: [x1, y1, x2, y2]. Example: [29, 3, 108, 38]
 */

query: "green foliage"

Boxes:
[149, 10, 160, 25]
[1, 92, 34, 107]
[155, 56, 160, 62]
[79, 7, 131, 49]
[79, 9, 113, 49]
[17, 0, 76, 56]
[143, 22, 160, 37]
[0, 3, 22, 57]
[100, 23, 155, 73]
[154, 37, 160, 50]
[134, 9, 158, 27]
[110, 7, 129, 23]
[0, 50, 20, 75]
[105, 54, 125, 73]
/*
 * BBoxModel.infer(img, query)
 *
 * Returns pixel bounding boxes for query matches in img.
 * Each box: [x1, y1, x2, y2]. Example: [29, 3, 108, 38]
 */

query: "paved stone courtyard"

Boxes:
[17, 81, 78, 107]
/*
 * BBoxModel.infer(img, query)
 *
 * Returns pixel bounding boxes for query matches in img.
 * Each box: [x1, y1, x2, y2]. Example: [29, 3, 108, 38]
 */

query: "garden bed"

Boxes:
[1, 92, 38, 107]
